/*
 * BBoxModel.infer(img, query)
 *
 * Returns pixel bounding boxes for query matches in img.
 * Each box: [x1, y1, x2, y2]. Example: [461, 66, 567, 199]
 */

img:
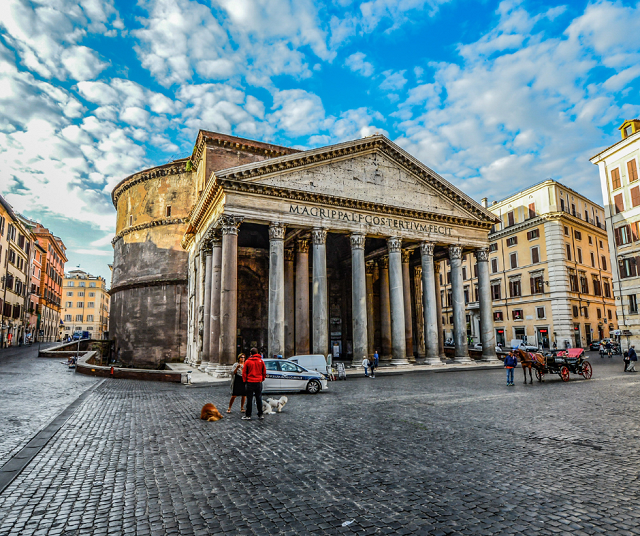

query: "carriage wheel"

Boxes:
[581, 361, 593, 380]
[535, 369, 542, 382]
[560, 366, 570, 382]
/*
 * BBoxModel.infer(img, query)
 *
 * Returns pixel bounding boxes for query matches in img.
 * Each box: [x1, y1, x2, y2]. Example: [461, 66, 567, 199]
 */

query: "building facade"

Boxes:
[62, 270, 110, 339]
[439, 180, 617, 349]
[111, 132, 501, 370]
[591, 119, 640, 349]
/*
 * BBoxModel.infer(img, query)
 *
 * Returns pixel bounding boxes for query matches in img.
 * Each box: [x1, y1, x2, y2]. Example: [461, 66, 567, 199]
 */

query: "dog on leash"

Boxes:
[200, 403, 224, 422]
[266, 396, 288, 413]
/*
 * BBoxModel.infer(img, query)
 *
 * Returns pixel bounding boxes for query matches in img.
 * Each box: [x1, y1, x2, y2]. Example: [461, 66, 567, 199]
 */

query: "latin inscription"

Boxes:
[289, 204, 453, 235]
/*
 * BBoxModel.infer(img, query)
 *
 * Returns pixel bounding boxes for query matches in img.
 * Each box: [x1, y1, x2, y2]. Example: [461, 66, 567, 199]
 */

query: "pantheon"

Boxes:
[110, 131, 499, 372]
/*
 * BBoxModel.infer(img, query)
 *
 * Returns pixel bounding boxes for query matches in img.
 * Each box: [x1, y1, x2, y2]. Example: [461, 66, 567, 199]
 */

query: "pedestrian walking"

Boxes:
[369, 357, 376, 378]
[362, 356, 370, 377]
[242, 348, 266, 420]
[605, 340, 613, 358]
[628, 346, 637, 372]
[504, 351, 518, 386]
[623, 350, 630, 372]
[553, 341, 557, 350]
[227, 354, 247, 413]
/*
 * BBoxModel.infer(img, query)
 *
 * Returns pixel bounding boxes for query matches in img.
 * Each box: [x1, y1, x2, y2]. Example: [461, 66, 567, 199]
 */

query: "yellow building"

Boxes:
[591, 119, 640, 350]
[62, 270, 110, 339]
[438, 180, 618, 349]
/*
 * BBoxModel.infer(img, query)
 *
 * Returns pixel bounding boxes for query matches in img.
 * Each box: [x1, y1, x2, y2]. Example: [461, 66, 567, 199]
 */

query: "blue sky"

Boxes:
[1, 0, 639, 283]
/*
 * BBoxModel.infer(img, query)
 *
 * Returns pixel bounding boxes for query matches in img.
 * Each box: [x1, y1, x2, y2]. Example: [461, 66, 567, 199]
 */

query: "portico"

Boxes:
[182, 135, 499, 374]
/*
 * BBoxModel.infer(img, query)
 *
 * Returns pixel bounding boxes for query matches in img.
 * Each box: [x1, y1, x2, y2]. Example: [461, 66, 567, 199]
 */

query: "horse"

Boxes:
[514, 348, 546, 384]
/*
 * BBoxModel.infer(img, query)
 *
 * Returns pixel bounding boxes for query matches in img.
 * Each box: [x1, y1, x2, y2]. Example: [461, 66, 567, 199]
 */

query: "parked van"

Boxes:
[289, 354, 330, 376]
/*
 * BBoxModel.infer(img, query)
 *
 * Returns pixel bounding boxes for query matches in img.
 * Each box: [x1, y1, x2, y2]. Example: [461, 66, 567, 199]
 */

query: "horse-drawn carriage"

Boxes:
[516, 347, 592, 383]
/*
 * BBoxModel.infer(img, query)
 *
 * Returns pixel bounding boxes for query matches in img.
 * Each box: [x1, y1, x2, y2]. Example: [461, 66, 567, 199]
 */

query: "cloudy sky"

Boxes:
[1, 0, 639, 283]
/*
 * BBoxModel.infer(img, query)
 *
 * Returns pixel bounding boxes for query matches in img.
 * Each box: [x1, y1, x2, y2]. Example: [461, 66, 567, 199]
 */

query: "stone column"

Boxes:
[421, 242, 443, 364]
[379, 257, 392, 361]
[401, 249, 414, 362]
[295, 239, 310, 354]
[366, 261, 375, 358]
[449, 245, 470, 363]
[388, 237, 408, 364]
[200, 244, 213, 371]
[216, 215, 243, 377]
[414, 265, 426, 360]
[434, 261, 444, 356]
[284, 248, 295, 358]
[268, 222, 286, 359]
[476, 247, 499, 362]
[311, 228, 328, 356]
[206, 234, 222, 374]
[350, 233, 368, 366]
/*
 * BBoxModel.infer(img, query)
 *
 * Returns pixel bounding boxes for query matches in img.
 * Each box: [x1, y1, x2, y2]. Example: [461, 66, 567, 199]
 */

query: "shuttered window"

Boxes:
[509, 280, 521, 297]
[489, 243, 498, 252]
[530, 276, 544, 294]
[491, 258, 498, 273]
[528, 203, 536, 218]
[601, 255, 607, 271]
[628, 159, 639, 183]
[631, 186, 640, 207]
[577, 248, 583, 264]
[611, 168, 621, 189]
[510, 253, 518, 269]
[531, 247, 540, 264]
[506, 236, 518, 246]
[615, 194, 624, 213]
[507, 211, 514, 226]
[527, 228, 540, 240]
[491, 283, 501, 300]
[566, 244, 572, 261]
[615, 225, 632, 246]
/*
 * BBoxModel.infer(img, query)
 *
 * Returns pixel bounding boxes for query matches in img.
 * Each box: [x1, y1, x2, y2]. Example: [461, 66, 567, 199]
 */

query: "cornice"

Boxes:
[489, 216, 543, 240]
[112, 217, 188, 246]
[489, 211, 608, 241]
[111, 161, 189, 207]
[110, 277, 188, 295]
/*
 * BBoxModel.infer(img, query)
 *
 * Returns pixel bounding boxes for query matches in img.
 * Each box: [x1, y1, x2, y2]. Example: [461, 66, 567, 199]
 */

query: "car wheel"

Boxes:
[306, 380, 321, 394]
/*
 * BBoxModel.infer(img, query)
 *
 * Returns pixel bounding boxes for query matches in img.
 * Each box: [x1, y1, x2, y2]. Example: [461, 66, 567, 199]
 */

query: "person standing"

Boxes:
[624, 350, 630, 372]
[504, 351, 518, 386]
[369, 357, 376, 379]
[373, 351, 379, 368]
[362, 356, 370, 377]
[628, 346, 637, 372]
[227, 354, 247, 413]
[242, 348, 266, 420]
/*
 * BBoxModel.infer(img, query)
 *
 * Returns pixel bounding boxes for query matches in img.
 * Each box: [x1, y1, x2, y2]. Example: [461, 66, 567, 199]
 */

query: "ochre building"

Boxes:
[110, 132, 500, 370]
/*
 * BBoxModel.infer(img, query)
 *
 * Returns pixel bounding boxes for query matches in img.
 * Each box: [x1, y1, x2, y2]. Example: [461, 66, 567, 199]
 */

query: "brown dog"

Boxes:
[200, 403, 223, 422]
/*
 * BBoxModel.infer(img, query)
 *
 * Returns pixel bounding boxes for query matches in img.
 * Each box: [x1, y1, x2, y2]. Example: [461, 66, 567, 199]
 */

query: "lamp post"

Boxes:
[0, 275, 7, 349]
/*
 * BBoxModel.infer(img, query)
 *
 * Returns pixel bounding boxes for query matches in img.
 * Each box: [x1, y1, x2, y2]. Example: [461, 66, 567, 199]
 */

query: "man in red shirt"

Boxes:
[242, 347, 266, 420]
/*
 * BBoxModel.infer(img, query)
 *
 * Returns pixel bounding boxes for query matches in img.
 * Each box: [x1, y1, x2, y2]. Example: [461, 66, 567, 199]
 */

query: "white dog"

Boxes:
[261, 400, 275, 415]
[266, 396, 288, 413]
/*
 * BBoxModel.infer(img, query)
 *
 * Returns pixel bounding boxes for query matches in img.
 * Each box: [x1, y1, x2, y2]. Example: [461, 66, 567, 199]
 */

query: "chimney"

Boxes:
[492, 200, 497, 206]
[481, 197, 488, 208]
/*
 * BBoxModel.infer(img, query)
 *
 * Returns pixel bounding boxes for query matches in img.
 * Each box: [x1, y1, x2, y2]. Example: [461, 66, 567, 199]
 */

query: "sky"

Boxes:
[1, 0, 639, 284]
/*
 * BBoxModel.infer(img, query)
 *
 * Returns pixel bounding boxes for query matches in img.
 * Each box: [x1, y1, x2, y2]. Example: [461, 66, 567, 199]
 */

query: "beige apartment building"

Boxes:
[591, 119, 640, 350]
[439, 180, 618, 349]
[62, 270, 110, 339]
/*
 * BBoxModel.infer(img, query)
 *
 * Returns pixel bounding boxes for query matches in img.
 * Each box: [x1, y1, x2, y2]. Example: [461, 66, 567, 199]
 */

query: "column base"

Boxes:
[481, 353, 501, 363]
[390, 357, 410, 365]
[454, 355, 472, 364]
[204, 363, 218, 375]
[424, 357, 445, 365]
[351, 361, 363, 368]
[212, 364, 233, 378]
[198, 361, 210, 372]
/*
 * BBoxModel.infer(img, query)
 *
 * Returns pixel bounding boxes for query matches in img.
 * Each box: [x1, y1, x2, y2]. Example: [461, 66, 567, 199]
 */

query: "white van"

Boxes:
[289, 354, 330, 376]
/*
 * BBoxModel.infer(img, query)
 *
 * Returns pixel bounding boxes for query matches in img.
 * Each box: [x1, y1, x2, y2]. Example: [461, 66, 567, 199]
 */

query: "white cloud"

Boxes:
[269, 89, 326, 136]
[345, 52, 374, 77]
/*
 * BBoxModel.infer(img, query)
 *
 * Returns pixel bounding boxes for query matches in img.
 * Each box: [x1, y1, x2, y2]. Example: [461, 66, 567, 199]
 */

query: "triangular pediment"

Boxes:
[214, 136, 497, 224]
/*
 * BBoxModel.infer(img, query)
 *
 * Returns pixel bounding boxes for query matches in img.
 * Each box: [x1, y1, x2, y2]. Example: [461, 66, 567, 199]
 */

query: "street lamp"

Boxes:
[0, 275, 7, 349]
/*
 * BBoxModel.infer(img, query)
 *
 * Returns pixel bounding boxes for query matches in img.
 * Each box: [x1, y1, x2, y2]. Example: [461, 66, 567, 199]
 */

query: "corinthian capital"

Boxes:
[311, 228, 327, 245]
[220, 215, 243, 235]
[401, 249, 412, 263]
[379, 256, 389, 269]
[284, 249, 294, 261]
[297, 238, 309, 253]
[350, 233, 365, 250]
[387, 237, 402, 253]
[420, 241, 434, 257]
[269, 222, 286, 241]
[366, 260, 375, 275]
[475, 247, 489, 262]
[448, 245, 462, 260]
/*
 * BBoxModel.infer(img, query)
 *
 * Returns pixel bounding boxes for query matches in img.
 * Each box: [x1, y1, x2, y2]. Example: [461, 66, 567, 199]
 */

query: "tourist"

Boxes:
[227, 354, 246, 413]
[628, 346, 637, 372]
[624, 349, 630, 372]
[504, 351, 518, 386]
[362, 356, 370, 377]
[242, 347, 266, 420]
[373, 350, 379, 368]
[369, 356, 376, 378]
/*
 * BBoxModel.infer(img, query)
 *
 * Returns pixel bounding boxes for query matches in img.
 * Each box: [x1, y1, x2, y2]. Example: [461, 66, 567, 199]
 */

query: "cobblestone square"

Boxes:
[1, 352, 639, 535]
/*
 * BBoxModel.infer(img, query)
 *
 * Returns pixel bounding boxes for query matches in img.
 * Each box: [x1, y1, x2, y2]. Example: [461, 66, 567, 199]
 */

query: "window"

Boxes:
[67, 291, 73, 296]
[494, 311, 503, 321]
[87, 326, 94, 331]
[462, 267, 467, 280]
[507, 211, 515, 226]
[583, 308, 589, 319]
[530, 276, 544, 295]
[614, 225, 634, 246]
[561, 199, 566, 211]
[79, 282, 86, 287]
[512, 309, 524, 320]
[593, 278, 602, 296]
[580, 276, 589, 294]
[608, 309, 613, 320]
[531, 247, 540, 264]
[491, 282, 501, 300]
[574, 230, 582, 240]
[625, 125, 633, 137]
[632, 186, 640, 208]
[87, 315, 94, 322]
[536, 307, 545, 319]
[77, 302, 84, 308]
[87, 302, 95, 308]
[577, 248, 583, 264]
[509, 280, 521, 297]
[611, 168, 621, 189]
[489, 243, 498, 252]
[566, 244, 572, 261]
[528, 203, 536, 219]
[628, 159, 639, 183]
[89, 282, 96, 288]
[614, 194, 624, 213]
[510, 253, 518, 269]
[166, 205, 172, 217]
[65, 301, 72, 307]
[75, 315, 83, 322]
[128, 215, 133, 226]
[88, 292, 94, 297]
[588, 235, 592, 245]
[590, 252, 595, 267]
[506, 236, 518, 247]
[597, 308, 602, 319]
[604, 281, 611, 298]
[573, 305, 579, 318]
[491, 258, 498, 273]
[630, 295, 638, 314]
[527, 229, 540, 240]
[64, 314, 72, 321]
[78, 291, 84, 297]
[569, 273, 579, 292]
[463, 287, 469, 304]
[619, 257, 638, 279]
[564, 226, 569, 236]
[68, 281, 74, 287]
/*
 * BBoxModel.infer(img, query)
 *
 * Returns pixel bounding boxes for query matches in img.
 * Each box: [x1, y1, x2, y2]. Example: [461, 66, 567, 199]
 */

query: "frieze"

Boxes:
[112, 217, 187, 246]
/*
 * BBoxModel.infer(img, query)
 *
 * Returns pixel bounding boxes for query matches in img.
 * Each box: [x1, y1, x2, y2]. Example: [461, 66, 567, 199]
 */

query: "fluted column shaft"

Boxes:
[295, 239, 310, 354]
[401, 250, 414, 361]
[207, 235, 222, 371]
[365, 261, 375, 358]
[476, 248, 498, 362]
[312, 229, 328, 356]
[284, 248, 295, 358]
[379, 257, 392, 361]
[450, 245, 470, 362]
[200, 245, 213, 370]
[351, 234, 368, 365]
[268, 223, 286, 358]
[388, 237, 408, 364]
[420, 242, 442, 364]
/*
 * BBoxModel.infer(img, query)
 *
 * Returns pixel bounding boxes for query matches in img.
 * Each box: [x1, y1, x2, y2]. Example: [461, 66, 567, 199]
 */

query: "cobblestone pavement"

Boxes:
[1, 353, 639, 535]
[0, 345, 98, 463]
